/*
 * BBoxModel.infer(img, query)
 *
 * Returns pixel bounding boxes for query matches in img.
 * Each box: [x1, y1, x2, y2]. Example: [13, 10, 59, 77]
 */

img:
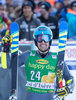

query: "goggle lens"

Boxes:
[36, 34, 51, 43]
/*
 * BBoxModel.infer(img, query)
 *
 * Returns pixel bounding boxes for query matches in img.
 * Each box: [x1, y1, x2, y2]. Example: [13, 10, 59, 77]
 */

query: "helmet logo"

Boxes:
[38, 27, 46, 31]
[42, 32, 44, 34]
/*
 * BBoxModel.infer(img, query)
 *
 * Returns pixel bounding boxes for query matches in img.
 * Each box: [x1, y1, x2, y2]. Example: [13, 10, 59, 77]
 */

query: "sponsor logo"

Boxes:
[30, 52, 35, 56]
[52, 55, 57, 59]
[36, 59, 49, 64]
[26, 81, 54, 89]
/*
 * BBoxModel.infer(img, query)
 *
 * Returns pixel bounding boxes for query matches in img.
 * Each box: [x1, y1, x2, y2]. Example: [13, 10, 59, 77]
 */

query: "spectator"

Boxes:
[53, 1, 62, 20]
[15, 0, 41, 41]
[66, 1, 76, 39]
[59, 0, 72, 21]
[34, 0, 46, 17]
[0, 0, 5, 11]
[0, 1, 11, 37]
[5, 0, 13, 11]
[7, 5, 15, 22]
[38, 1, 59, 39]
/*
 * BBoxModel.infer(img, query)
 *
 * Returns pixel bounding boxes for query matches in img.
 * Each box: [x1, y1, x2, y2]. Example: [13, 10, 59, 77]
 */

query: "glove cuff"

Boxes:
[65, 86, 70, 94]
[1, 44, 11, 53]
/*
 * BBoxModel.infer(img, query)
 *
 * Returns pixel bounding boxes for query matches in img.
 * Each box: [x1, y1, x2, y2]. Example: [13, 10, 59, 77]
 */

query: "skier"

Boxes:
[15, 0, 41, 41]
[1, 25, 74, 100]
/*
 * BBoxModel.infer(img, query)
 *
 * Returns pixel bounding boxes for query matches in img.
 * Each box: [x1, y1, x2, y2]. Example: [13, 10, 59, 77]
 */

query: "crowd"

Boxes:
[0, 0, 76, 41]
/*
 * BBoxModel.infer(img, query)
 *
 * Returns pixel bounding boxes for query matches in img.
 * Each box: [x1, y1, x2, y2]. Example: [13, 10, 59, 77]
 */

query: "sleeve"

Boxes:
[18, 50, 30, 67]
[63, 62, 75, 92]
[1, 52, 11, 69]
[1, 50, 30, 68]
[56, 62, 75, 91]
[63, 62, 74, 81]
[1, 11, 11, 30]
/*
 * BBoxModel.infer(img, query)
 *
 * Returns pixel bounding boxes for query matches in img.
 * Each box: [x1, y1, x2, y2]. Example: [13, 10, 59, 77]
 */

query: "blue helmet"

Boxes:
[33, 25, 53, 40]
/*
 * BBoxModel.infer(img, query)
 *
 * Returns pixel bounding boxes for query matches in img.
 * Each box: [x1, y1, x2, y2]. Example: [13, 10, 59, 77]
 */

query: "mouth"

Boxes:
[40, 44, 47, 48]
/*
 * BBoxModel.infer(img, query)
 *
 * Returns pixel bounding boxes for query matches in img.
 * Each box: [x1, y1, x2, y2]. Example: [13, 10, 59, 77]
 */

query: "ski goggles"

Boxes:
[35, 34, 51, 43]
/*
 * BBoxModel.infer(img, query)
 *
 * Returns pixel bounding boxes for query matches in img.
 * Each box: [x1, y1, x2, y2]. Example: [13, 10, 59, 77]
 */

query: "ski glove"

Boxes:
[1, 30, 12, 52]
[56, 86, 71, 97]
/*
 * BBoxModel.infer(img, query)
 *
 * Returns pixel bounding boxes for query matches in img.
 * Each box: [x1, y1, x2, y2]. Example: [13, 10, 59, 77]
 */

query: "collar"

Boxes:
[23, 14, 33, 23]
[36, 50, 51, 58]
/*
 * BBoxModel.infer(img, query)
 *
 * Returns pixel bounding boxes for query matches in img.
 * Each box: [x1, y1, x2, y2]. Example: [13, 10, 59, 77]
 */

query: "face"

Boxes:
[55, 2, 62, 10]
[37, 40, 49, 52]
[23, 5, 33, 17]
[39, 7, 48, 15]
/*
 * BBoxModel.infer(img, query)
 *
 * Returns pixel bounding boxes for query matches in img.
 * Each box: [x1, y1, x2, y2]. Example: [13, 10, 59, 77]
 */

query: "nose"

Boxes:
[41, 40, 45, 43]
